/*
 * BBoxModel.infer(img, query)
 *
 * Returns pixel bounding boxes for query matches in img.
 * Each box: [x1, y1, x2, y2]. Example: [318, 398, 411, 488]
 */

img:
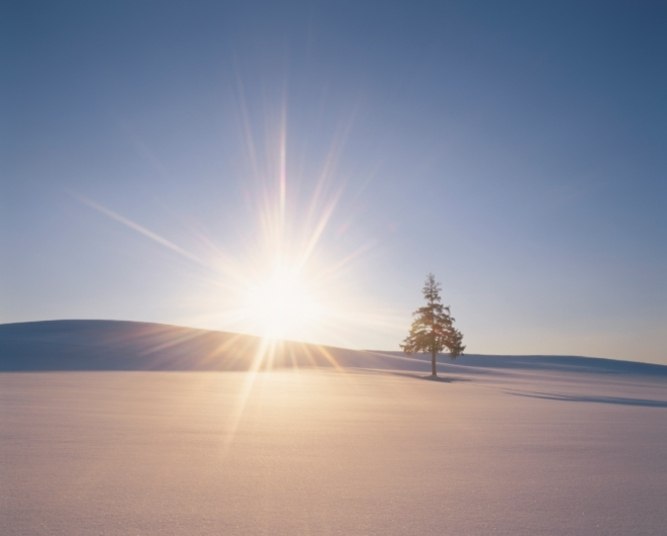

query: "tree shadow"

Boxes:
[509, 391, 667, 408]
[389, 371, 471, 383]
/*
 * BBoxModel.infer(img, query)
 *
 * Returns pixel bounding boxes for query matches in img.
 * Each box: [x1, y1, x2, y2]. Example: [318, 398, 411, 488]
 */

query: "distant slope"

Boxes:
[1, 320, 666, 376]
[0, 320, 373, 372]
[373, 351, 667, 377]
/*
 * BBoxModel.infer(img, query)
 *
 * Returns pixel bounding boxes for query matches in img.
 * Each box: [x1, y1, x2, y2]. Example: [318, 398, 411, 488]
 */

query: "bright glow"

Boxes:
[243, 263, 323, 341]
[76, 94, 401, 353]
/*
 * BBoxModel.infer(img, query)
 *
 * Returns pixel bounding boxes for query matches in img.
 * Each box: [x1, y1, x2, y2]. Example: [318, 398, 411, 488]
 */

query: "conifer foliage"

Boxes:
[401, 273, 465, 376]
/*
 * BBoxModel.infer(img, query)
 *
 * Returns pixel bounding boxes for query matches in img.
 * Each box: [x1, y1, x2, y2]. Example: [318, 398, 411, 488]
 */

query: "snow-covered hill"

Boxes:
[2, 320, 666, 535]
[1, 319, 665, 376]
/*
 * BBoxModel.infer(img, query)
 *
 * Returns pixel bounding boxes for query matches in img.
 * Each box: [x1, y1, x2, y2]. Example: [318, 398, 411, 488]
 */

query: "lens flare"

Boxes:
[243, 262, 323, 341]
[75, 85, 401, 355]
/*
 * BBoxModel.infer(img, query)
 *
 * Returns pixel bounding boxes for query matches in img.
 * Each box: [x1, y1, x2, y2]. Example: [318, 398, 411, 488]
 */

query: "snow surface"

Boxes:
[1, 321, 666, 535]
[2, 369, 666, 535]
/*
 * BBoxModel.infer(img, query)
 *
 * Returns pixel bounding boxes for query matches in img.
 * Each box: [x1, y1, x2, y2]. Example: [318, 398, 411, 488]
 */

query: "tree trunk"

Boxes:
[431, 351, 437, 377]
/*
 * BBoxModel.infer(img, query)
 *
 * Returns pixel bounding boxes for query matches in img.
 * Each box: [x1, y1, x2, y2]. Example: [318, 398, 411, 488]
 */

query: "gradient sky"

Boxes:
[3, 1, 666, 363]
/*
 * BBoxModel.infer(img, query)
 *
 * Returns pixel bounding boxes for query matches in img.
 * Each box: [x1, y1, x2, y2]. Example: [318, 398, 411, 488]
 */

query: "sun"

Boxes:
[243, 263, 323, 341]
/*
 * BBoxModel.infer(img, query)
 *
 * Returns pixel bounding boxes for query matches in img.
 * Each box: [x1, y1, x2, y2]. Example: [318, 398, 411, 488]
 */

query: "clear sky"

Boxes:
[2, 1, 666, 364]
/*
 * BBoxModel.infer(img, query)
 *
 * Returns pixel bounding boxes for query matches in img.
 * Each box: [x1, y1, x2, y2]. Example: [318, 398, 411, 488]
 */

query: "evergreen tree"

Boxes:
[401, 273, 465, 377]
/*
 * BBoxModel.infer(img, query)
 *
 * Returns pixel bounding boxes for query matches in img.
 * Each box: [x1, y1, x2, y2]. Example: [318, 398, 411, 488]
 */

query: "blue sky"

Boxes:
[2, 1, 666, 363]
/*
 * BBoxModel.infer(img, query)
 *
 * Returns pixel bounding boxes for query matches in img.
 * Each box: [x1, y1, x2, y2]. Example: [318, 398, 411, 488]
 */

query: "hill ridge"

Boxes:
[1, 319, 666, 375]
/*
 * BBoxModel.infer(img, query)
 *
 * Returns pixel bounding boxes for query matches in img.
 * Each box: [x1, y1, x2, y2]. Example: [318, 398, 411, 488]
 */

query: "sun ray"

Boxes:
[74, 86, 407, 379]
[278, 102, 288, 232]
[74, 194, 208, 268]
[220, 335, 273, 452]
[233, 70, 261, 183]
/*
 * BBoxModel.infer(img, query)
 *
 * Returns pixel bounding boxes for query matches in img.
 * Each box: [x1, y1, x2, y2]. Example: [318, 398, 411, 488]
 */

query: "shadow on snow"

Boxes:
[509, 391, 667, 408]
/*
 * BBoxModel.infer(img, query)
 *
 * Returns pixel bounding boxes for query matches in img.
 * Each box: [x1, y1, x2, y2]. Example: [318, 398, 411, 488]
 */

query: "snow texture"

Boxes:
[1, 321, 666, 535]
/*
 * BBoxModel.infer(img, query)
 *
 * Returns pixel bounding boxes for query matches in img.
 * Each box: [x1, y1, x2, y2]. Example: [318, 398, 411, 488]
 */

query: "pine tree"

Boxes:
[401, 273, 465, 377]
